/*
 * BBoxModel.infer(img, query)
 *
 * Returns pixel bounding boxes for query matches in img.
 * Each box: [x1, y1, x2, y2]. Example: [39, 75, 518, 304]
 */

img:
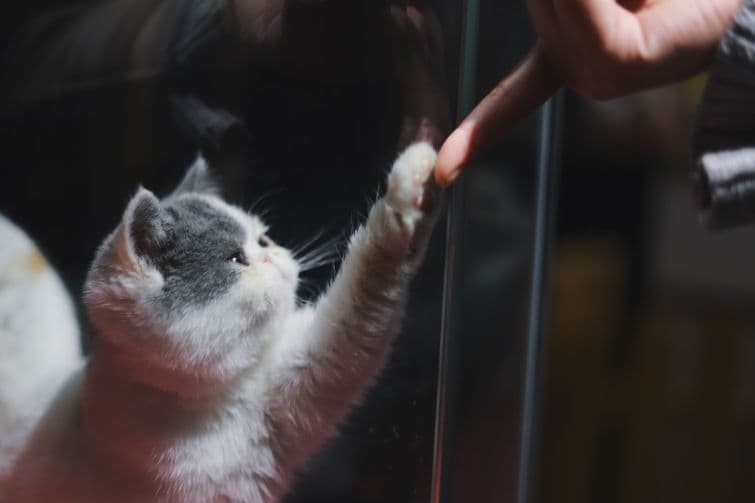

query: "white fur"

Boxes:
[3, 143, 440, 502]
[0, 215, 83, 483]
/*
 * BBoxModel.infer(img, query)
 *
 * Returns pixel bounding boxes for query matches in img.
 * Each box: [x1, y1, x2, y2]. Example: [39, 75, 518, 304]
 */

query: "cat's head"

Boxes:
[84, 158, 299, 394]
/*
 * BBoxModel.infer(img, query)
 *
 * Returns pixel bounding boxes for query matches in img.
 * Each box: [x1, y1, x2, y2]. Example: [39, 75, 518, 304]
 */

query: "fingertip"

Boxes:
[435, 127, 472, 187]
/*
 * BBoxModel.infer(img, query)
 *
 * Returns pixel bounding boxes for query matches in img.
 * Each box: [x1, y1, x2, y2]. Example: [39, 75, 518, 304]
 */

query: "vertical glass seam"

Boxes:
[516, 91, 563, 503]
[430, 0, 480, 502]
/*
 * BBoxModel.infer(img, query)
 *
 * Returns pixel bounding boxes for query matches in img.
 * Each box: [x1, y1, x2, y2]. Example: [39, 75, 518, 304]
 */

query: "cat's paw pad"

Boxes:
[387, 142, 438, 215]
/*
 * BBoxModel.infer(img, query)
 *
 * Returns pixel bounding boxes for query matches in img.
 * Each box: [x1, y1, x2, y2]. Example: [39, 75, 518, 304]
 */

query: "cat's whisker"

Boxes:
[290, 229, 328, 258]
[291, 232, 345, 274]
[295, 278, 324, 303]
[296, 244, 340, 263]
[299, 259, 339, 273]
[254, 206, 274, 221]
[246, 189, 285, 218]
[296, 239, 343, 272]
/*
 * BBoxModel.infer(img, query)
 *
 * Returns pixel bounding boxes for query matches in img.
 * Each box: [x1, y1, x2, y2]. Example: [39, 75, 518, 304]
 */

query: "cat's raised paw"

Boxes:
[387, 142, 439, 215]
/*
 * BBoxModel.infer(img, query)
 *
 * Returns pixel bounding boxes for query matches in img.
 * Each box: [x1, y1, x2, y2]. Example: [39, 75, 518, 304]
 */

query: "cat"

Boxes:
[0, 215, 83, 485]
[2, 142, 442, 502]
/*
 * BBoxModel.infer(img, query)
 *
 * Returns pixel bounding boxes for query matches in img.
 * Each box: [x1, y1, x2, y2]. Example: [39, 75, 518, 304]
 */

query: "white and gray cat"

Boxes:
[1, 142, 442, 502]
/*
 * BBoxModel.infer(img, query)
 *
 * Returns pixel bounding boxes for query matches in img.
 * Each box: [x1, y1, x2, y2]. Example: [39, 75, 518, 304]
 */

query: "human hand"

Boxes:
[434, 0, 743, 186]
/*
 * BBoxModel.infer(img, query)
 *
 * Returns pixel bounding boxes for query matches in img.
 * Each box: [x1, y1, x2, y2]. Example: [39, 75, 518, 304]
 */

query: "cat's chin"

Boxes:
[230, 286, 297, 326]
[273, 265, 297, 287]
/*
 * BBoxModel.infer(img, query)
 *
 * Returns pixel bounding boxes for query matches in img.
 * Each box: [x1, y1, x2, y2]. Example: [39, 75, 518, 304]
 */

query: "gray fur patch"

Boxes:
[151, 197, 246, 310]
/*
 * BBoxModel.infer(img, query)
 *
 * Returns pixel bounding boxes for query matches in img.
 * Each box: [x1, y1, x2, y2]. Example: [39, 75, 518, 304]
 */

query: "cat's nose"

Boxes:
[261, 255, 273, 263]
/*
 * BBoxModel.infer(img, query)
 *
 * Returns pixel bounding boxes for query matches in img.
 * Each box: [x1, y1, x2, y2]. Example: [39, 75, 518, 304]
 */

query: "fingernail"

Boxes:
[444, 168, 461, 186]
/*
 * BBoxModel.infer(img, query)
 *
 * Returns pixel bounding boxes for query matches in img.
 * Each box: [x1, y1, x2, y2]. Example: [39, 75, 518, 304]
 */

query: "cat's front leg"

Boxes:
[266, 143, 441, 466]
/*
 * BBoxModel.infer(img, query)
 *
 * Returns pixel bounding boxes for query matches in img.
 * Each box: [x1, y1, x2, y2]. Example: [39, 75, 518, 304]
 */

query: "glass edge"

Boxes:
[516, 90, 564, 503]
[430, 0, 480, 502]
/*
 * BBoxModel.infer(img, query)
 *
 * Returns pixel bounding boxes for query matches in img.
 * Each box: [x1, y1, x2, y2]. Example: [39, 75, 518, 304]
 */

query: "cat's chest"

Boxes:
[169, 403, 271, 467]
[20, 387, 283, 502]
[154, 392, 280, 500]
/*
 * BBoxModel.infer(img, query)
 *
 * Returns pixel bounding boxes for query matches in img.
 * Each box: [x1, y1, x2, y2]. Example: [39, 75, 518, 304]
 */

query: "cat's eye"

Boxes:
[227, 250, 249, 266]
[258, 235, 272, 248]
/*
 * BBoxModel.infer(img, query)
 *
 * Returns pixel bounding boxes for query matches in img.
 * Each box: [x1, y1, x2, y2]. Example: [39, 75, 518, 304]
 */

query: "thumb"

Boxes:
[435, 43, 562, 186]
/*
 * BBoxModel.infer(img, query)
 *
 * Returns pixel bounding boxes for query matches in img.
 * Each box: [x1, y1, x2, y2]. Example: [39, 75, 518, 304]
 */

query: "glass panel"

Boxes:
[0, 2, 460, 501]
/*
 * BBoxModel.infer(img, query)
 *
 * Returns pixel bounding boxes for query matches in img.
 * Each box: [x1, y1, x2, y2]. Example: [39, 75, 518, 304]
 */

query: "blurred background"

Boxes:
[538, 82, 755, 503]
[1, 1, 754, 502]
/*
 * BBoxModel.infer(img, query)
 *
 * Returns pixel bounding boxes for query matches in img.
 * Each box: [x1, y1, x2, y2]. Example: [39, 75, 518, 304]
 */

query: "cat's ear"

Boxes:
[170, 154, 221, 198]
[117, 187, 170, 264]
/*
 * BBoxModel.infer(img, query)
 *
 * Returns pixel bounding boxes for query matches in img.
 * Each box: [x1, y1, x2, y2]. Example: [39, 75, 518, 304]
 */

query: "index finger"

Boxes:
[435, 43, 563, 186]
